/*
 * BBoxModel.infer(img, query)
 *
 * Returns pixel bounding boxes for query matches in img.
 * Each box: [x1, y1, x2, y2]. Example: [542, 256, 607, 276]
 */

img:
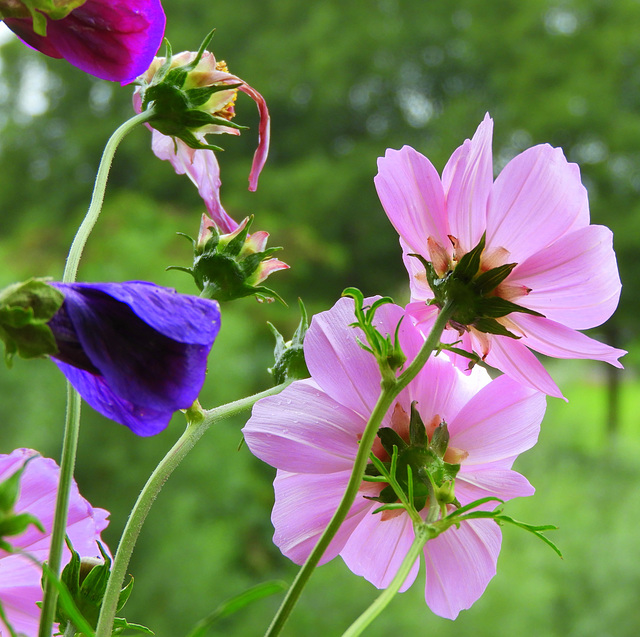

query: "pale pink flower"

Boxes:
[243, 297, 545, 619]
[133, 50, 270, 233]
[375, 114, 625, 398]
[0, 448, 109, 637]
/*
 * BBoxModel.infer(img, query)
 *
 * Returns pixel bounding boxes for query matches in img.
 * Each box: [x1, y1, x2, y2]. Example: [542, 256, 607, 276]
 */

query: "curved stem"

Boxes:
[341, 525, 430, 637]
[38, 109, 155, 637]
[264, 300, 455, 637]
[94, 382, 292, 637]
[62, 109, 155, 283]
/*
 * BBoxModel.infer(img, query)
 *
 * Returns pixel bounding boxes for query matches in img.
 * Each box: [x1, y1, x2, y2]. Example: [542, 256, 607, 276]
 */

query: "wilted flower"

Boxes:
[133, 34, 270, 230]
[0, 448, 108, 637]
[1, 0, 166, 83]
[375, 114, 625, 397]
[243, 297, 545, 619]
[0, 280, 221, 435]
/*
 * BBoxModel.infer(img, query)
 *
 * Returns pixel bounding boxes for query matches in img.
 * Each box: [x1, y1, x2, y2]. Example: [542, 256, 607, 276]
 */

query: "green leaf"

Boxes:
[185, 581, 287, 637]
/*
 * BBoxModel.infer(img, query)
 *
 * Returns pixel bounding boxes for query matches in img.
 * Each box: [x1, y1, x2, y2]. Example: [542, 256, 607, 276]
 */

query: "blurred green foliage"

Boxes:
[0, 0, 639, 635]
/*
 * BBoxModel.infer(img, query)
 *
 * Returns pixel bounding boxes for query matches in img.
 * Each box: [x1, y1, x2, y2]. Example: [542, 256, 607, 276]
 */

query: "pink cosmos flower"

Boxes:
[0, 448, 109, 636]
[243, 297, 545, 619]
[2, 0, 166, 84]
[374, 114, 625, 398]
[133, 50, 270, 233]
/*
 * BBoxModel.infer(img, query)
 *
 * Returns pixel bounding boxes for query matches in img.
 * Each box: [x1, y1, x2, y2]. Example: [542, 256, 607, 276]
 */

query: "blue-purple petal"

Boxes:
[54, 360, 175, 436]
[49, 282, 220, 435]
[4, 0, 166, 84]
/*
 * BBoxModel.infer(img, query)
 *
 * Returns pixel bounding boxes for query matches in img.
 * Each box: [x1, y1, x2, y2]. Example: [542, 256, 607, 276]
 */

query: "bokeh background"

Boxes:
[1, 0, 639, 635]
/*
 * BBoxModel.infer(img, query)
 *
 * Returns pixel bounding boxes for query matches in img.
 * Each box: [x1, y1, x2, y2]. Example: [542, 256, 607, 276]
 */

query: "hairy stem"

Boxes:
[38, 109, 156, 637]
[341, 525, 430, 637]
[94, 382, 292, 637]
[264, 301, 455, 637]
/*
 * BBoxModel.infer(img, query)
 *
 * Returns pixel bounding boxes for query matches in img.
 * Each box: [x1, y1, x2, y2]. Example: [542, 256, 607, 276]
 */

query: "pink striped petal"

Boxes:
[341, 508, 420, 592]
[304, 297, 399, 416]
[483, 335, 564, 398]
[448, 374, 545, 465]
[242, 379, 363, 474]
[515, 315, 626, 367]
[409, 354, 491, 426]
[272, 470, 375, 566]
[424, 518, 501, 619]
[486, 144, 589, 263]
[375, 146, 449, 256]
[444, 113, 494, 254]
[456, 469, 535, 503]
[510, 225, 621, 329]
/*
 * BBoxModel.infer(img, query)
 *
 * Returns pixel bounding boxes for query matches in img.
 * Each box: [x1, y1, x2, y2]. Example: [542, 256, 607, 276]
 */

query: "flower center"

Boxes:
[415, 233, 544, 341]
[365, 402, 467, 520]
[214, 60, 238, 121]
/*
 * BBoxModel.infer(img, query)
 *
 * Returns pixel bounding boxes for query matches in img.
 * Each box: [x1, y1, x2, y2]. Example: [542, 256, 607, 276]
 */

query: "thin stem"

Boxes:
[38, 384, 81, 637]
[264, 300, 455, 637]
[94, 382, 292, 637]
[62, 109, 155, 283]
[38, 109, 156, 637]
[341, 525, 430, 637]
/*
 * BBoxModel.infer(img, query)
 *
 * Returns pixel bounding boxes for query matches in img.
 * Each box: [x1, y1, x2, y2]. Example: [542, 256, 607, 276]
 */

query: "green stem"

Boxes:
[62, 109, 155, 284]
[341, 525, 430, 637]
[94, 382, 292, 637]
[38, 384, 81, 637]
[38, 109, 156, 637]
[264, 300, 455, 637]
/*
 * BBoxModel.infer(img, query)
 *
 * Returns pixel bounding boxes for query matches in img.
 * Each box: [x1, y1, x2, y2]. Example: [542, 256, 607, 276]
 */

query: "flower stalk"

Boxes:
[342, 524, 431, 637]
[38, 109, 156, 637]
[264, 300, 456, 637]
[94, 381, 292, 637]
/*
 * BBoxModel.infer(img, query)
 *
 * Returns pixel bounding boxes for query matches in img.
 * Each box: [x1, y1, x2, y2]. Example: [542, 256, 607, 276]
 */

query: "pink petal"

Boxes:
[150, 133, 238, 233]
[272, 470, 376, 566]
[304, 297, 398, 416]
[401, 240, 435, 302]
[483, 335, 564, 398]
[237, 82, 271, 191]
[486, 144, 589, 263]
[443, 113, 494, 254]
[515, 314, 626, 368]
[375, 146, 449, 256]
[340, 508, 420, 592]
[456, 468, 535, 503]
[510, 225, 621, 330]
[242, 379, 363, 474]
[448, 374, 545, 465]
[409, 353, 491, 427]
[424, 518, 501, 619]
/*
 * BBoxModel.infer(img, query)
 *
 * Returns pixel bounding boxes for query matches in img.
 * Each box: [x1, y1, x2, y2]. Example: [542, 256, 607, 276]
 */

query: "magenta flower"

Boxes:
[133, 48, 270, 232]
[243, 297, 545, 619]
[374, 114, 625, 398]
[2, 0, 166, 84]
[48, 281, 221, 436]
[0, 448, 108, 637]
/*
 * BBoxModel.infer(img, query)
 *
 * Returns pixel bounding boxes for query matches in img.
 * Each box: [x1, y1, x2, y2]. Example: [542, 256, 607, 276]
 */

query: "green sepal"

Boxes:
[0, 279, 64, 367]
[186, 83, 242, 107]
[473, 262, 517, 295]
[268, 299, 310, 384]
[473, 317, 521, 339]
[476, 296, 544, 320]
[408, 402, 427, 447]
[452, 233, 485, 283]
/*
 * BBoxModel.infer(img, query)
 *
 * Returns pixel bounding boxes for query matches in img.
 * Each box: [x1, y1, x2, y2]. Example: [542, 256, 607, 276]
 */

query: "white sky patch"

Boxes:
[18, 58, 50, 117]
[0, 22, 14, 46]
